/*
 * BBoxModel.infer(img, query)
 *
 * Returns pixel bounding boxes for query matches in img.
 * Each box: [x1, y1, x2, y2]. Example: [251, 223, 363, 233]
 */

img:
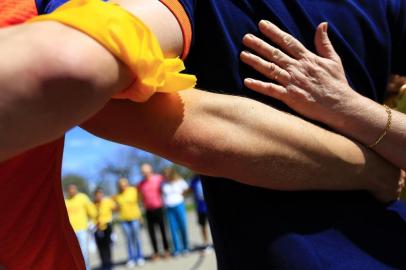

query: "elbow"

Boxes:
[31, 22, 127, 97]
[167, 140, 216, 176]
[165, 127, 221, 177]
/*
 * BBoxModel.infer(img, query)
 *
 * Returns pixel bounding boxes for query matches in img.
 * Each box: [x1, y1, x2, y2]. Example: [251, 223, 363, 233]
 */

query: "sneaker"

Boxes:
[126, 260, 136, 268]
[203, 246, 213, 255]
[136, 258, 145, 267]
[172, 251, 181, 258]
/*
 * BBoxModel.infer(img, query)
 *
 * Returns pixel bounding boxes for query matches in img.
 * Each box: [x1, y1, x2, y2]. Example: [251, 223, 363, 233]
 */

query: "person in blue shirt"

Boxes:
[189, 175, 211, 251]
[2, 0, 406, 269]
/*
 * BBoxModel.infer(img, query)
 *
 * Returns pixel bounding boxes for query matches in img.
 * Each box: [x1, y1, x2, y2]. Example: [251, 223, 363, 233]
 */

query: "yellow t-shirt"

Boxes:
[114, 187, 141, 221]
[95, 198, 116, 230]
[65, 193, 96, 232]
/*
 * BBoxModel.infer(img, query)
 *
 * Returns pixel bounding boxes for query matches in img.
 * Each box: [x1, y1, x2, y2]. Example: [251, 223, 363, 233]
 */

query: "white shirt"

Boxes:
[162, 179, 188, 207]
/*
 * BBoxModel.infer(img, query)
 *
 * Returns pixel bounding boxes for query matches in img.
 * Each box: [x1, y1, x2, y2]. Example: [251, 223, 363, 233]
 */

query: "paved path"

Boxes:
[89, 212, 217, 270]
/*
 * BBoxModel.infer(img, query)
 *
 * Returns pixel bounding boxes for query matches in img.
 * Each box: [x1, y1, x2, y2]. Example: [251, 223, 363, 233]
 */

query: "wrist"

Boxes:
[322, 87, 365, 130]
[331, 92, 390, 148]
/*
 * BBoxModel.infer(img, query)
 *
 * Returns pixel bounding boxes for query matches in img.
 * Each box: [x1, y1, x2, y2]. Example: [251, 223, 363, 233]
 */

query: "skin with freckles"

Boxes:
[242, 20, 406, 184]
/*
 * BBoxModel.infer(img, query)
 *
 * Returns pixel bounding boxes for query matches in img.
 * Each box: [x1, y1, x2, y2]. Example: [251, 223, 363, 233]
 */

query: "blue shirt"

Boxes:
[178, 1, 406, 269]
[190, 175, 207, 213]
[35, 0, 406, 269]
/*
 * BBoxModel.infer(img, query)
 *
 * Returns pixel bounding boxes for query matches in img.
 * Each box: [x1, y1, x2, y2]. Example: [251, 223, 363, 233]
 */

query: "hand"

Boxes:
[240, 20, 360, 127]
[240, 21, 406, 203]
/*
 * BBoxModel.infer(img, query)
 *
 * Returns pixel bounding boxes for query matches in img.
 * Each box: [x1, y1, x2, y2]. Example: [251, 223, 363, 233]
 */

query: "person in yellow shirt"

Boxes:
[113, 178, 145, 267]
[93, 188, 116, 270]
[65, 184, 96, 270]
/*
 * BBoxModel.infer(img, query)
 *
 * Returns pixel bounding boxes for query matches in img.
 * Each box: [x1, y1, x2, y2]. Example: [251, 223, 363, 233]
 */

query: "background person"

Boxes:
[93, 188, 116, 270]
[138, 163, 170, 260]
[65, 184, 96, 270]
[162, 167, 189, 256]
[113, 178, 145, 268]
[188, 175, 211, 253]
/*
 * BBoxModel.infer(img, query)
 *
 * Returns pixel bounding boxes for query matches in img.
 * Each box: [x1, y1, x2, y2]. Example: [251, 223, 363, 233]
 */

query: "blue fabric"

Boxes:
[178, 1, 406, 269]
[35, 0, 108, 14]
[121, 220, 143, 262]
[166, 202, 189, 254]
[190, 176, 207, 213]
[35, 0, 65, 14]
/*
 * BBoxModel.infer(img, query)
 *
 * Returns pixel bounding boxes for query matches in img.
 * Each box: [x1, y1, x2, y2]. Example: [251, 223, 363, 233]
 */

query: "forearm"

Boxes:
[331, 92, 406, 171]
[0, 22, 131, 161]
[83, 89, 398, 194]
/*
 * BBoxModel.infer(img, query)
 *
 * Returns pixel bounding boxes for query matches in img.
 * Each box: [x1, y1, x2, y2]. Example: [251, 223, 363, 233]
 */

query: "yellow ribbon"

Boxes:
[29, 0, 196, 102]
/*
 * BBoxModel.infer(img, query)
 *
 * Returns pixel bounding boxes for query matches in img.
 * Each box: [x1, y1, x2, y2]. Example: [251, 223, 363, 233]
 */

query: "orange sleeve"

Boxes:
[0, 0, 38, 27]
[160, 0, 193, 59]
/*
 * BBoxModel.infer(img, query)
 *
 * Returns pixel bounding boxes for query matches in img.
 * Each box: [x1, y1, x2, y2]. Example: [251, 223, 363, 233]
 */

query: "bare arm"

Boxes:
[0, 22, 131, 160]
[82, 89, 400, 202]
[0, 1, 399, 201]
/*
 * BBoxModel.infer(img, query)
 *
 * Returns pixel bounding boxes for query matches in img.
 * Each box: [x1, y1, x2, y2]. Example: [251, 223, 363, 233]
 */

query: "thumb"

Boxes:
[315, 22, 340, 62]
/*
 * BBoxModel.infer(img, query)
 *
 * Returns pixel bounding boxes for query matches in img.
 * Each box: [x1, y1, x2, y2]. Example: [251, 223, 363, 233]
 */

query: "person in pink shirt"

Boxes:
[138, 163, 170, 259]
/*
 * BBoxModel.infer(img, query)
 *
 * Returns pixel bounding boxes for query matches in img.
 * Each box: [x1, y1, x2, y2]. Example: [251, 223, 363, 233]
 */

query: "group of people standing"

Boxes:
[64, 163, 211, 270]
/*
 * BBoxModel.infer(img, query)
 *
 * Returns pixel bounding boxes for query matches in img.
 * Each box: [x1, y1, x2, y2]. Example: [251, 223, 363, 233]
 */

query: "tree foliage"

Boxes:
[95, 149, 194, 195]
[62, 174, 89, 195]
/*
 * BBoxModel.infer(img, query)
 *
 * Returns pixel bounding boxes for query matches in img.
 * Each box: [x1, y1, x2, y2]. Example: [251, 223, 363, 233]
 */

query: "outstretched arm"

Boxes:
[82, 89, 400, 202]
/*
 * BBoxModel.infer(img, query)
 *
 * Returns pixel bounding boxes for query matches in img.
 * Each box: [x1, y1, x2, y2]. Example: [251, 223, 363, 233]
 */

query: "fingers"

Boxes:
[240, 51, 291, 85]
[244, 78, 287, 101]
[243, 33, 297, 69]
[258, 20, 308, 59]
[314, 22, 341, 62]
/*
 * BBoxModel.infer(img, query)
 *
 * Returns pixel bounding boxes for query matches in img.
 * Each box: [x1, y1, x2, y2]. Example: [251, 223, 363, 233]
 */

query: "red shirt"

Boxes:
[138, 174, 164, 210]
[0, 2, 85, 269]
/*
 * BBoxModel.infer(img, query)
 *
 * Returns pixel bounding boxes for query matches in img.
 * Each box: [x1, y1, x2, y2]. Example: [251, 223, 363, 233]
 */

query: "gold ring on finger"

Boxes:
[272, 49, 280, 59]
[283, 35, 292, 46]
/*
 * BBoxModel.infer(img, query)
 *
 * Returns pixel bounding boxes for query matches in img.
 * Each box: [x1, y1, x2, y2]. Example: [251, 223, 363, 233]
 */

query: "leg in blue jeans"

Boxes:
[75, 230, 90, 270]
[130, 220, 143, 260]
[121, 220, 143, 261]
[174, 203, 189, 251]
[121, 221, 136, 261]
[167, 207, 181, 254]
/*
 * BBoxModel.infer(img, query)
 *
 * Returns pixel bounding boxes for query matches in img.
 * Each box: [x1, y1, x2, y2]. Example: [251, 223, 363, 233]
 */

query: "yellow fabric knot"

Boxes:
[29, 0, 197, 102]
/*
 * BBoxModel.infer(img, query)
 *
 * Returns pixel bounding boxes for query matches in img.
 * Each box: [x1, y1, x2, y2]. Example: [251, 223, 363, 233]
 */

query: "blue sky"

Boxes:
[62, 127, 133, 180]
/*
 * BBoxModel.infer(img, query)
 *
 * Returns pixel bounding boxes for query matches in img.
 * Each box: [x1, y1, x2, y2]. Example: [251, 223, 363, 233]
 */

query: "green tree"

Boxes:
[62, 174, 89, 195]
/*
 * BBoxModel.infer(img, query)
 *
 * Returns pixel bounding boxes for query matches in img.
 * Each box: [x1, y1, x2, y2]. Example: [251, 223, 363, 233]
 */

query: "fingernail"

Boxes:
[245, 78, 254, 83]
[322, 22, 328, 33]
[242, 50, 251, 56]
[245, 34, 254, 40]
[260, 20, 272, 26]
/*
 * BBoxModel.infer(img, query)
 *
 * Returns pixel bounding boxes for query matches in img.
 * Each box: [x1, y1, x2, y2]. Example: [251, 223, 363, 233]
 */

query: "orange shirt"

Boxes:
[0, 139, 85, 270]
[0, 2, 85, 269]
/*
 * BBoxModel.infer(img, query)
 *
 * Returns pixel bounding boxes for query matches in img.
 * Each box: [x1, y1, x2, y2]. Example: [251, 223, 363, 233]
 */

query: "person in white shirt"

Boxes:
[162, 167, 189, 256]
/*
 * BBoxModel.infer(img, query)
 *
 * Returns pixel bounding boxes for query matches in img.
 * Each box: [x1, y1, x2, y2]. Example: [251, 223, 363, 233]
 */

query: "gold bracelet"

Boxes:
[368, 105, 392, 148]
